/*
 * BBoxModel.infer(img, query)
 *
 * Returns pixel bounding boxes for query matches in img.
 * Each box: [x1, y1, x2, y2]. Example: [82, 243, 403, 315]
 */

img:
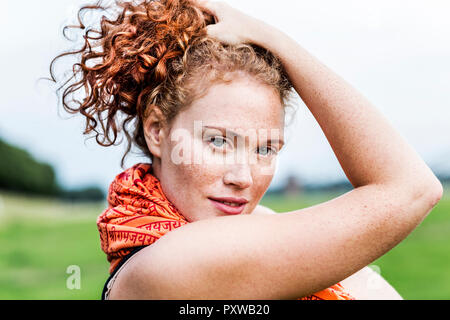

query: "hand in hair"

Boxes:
[194, 0, 267, 46]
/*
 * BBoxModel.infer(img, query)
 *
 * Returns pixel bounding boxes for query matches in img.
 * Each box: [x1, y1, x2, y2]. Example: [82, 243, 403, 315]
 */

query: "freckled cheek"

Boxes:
[176, 164, 220, 188]
[174, 162, 224, 194]
[253, 175, 273, 196]
[191, 141, 226, 181]
[251, 164, 276, 198]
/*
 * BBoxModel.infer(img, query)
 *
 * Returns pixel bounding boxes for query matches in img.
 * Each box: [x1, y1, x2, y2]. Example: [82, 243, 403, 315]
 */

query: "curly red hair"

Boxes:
[50, 0, 292, 167]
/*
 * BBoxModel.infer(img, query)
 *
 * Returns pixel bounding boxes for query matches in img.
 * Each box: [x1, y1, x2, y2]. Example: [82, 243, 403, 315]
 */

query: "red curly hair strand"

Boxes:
[49, 0, 293, 167]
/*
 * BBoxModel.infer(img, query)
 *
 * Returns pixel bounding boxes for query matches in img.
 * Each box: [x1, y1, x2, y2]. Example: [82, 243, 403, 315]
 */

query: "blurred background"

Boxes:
[0, 0, 449, 299]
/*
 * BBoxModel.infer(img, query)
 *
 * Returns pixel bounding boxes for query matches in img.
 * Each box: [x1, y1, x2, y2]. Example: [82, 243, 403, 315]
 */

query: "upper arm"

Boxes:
[111, 184, 434, 299]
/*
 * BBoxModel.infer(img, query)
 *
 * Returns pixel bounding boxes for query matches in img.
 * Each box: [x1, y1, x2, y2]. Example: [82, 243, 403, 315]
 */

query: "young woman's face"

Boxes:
[153, 74, 285, 222]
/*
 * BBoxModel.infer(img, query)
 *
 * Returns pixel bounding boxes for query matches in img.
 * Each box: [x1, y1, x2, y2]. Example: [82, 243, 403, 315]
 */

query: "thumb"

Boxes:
[205, 23, 221, 39]
[194, 0, 219, 17]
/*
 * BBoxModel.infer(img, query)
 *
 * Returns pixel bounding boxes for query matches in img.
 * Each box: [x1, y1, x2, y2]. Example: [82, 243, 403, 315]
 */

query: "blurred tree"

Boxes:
[0, 137, 104, 201]
[61, 186, 105, 202]
[0, 137, 61, 196]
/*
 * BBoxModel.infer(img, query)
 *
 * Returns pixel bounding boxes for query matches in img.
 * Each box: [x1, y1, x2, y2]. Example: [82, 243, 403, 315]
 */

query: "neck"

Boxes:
[151, 157, 162, 182]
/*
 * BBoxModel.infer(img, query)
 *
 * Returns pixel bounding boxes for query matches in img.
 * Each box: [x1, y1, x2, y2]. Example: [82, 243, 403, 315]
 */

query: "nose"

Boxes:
[223, 164, 253, 189]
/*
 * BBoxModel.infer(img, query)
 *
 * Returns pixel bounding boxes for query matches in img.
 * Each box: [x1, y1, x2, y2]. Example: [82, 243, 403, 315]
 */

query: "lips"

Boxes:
[208, 196, 248, 215]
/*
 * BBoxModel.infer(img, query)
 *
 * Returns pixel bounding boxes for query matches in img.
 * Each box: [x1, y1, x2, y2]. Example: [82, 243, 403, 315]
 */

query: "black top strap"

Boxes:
[101, 246, 147, 300]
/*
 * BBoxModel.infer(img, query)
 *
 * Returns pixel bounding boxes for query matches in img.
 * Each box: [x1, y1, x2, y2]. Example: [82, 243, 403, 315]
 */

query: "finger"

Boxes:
[205, 23, 220, 38]
[193, 0, 220, 18]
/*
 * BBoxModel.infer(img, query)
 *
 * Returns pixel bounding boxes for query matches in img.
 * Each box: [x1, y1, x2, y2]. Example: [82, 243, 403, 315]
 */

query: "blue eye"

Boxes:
[257, 146, 276, 156]
[210, 136, 227, 148]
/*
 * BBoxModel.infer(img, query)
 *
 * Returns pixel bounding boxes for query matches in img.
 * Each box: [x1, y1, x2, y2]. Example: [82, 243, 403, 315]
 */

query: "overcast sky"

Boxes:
[1, 0, 449, 193]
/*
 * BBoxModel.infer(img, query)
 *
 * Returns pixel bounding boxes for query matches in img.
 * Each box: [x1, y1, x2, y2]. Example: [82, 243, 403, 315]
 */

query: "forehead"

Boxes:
[176, 75, 285, 132]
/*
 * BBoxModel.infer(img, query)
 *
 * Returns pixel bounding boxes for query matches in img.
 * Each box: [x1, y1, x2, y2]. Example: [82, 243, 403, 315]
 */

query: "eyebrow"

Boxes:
[203, 126, 285, 147]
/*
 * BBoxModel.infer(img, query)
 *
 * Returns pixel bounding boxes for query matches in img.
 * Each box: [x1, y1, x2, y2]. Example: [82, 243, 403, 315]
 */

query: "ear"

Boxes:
[143, 105, 167, 159]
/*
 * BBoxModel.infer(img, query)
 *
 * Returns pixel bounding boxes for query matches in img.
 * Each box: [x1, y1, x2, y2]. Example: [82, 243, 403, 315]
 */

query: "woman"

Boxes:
[51, 0, 442, 299]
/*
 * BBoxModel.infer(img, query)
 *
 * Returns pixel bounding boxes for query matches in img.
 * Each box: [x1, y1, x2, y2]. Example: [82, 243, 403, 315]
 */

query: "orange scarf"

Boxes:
[97, 163, 354, 300]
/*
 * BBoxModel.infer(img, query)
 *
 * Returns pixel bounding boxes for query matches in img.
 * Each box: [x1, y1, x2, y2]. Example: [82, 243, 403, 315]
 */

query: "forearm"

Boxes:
[250, 23, 441, 194]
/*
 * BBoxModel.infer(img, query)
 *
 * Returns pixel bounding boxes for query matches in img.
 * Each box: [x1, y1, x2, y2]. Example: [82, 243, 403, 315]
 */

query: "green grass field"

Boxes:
[0, 188, 449, 299]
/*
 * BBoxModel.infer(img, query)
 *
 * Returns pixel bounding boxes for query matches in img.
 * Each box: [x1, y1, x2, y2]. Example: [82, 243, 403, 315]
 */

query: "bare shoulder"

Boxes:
[108, 214, 283, 299]
[108, 239, 224, 299]
[339, 266, 403, 300]
[108, 205, 278, 299]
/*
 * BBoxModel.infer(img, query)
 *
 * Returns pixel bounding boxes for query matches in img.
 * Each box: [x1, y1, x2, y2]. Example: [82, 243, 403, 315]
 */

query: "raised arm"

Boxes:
[251, 26, 439, 192]
[110, 2, 442, 299]
[204, 1, 441, 193]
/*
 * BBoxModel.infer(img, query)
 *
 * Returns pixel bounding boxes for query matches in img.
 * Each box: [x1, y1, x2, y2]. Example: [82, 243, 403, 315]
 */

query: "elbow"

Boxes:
[390, 175, 444, 217]
[415, 176, 443, 211]
[428, 178, 443, 208]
